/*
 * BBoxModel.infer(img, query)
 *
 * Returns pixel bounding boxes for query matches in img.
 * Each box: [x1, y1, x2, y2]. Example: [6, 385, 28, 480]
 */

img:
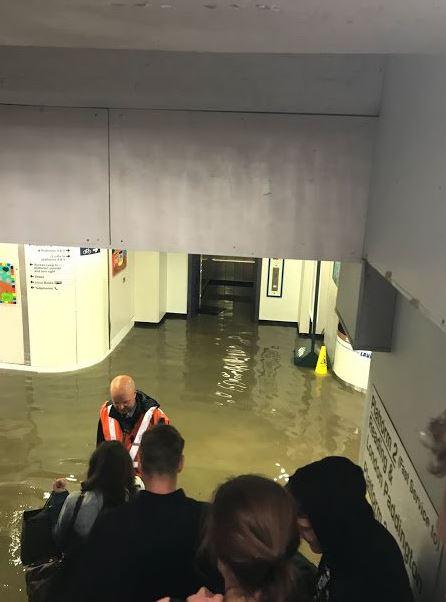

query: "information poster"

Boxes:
[25, 246, 75, 293]
[112, 249, 127, 277]
[24, 245, 77, 367]
[362, 386, 443, 601]
[0, 262, 16, 304]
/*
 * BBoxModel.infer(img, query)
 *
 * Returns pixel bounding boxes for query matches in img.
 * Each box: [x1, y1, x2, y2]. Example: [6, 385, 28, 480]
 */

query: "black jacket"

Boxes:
[79, 489, 216, 602]
[288, 457, 414, 602]
[96, 390, 160, 445]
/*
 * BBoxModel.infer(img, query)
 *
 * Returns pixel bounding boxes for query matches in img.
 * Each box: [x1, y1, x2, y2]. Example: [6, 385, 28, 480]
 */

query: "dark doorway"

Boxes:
[187, 255, 260, 321]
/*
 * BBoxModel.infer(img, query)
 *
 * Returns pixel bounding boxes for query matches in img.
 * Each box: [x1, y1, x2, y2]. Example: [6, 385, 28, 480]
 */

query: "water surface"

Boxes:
[0, 301, 364, 600]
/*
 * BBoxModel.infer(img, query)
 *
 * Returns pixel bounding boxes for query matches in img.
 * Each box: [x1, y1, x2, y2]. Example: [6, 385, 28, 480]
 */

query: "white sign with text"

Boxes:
[25, 245, 75, 293]
[361, 386, 443, 601]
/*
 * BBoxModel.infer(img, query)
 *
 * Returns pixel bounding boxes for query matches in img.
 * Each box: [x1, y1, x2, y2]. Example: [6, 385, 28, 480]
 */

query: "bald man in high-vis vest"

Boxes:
[97, 375, 169, 471]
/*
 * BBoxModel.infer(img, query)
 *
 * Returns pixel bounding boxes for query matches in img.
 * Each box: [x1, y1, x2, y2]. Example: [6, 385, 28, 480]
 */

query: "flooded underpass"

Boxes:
[0, 299, 364, 600]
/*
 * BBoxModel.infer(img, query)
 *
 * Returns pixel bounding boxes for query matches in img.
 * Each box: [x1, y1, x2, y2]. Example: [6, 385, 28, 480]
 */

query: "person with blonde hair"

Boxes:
[184, 475, 310, 602]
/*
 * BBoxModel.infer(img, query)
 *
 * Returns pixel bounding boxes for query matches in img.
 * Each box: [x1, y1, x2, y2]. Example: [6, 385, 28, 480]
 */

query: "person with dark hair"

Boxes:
[81, 424, 212, 602]
[182, 475, 309, 602]
[45, 441, 136, 602]
[287, 456, 414, 602]
[53, 440, 136, 543]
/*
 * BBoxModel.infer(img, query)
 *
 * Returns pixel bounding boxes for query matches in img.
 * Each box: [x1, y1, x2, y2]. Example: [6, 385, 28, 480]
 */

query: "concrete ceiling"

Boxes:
[1, 0, 446, 53]
[0, 49, 385, 114]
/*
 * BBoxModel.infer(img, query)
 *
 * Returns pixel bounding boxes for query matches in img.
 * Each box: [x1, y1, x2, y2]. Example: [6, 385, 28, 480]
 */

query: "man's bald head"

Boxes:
[110, 375, 137, 415]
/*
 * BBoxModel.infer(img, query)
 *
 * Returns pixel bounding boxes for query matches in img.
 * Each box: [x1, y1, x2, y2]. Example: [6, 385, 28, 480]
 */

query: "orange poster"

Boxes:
[112, 249, 127, 276]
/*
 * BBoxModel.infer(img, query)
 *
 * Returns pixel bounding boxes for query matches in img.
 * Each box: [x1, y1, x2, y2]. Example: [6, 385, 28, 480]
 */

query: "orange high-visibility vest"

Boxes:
[99, 402, 169, 470]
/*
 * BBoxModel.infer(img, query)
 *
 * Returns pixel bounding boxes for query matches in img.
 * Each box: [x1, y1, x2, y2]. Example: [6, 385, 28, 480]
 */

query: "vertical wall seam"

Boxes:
[107, 108, 112, 247]
[18, 244, 31, 365]
[107, 109, 112, 350]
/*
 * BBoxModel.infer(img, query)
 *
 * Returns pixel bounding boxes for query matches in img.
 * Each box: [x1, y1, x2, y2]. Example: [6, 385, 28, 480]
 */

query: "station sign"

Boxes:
[361, 386, 443, 601]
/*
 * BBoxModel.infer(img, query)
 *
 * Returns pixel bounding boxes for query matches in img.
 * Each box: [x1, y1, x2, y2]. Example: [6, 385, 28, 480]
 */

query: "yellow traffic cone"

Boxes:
[315, 345, 328, 376]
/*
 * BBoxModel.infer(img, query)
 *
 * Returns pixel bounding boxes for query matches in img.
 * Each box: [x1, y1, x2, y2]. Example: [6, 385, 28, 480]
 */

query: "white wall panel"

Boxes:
[366, 56, 446, 332]
[134, 251, 165, 323]
[75, 249, 109, 367]
[259, 259, 301, 323]
[166, 253, 188, 315]
[314, 260, 334, 337]
[0, 106, 110, 248]
[109, 250, 135, 345]
[158, 252, 167, 322]
[324, 266, 340, 363]
[298, 260, 315, 334]
[25, 245, 77, 368]
[110, 110, 376, 260]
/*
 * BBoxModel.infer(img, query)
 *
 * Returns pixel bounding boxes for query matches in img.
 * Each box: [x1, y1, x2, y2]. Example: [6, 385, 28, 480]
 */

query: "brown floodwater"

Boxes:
[0, 296, 364, 600]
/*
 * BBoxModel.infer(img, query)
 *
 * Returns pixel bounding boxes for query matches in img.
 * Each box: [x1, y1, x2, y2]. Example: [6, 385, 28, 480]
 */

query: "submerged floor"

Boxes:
[0, 299, 364, 600]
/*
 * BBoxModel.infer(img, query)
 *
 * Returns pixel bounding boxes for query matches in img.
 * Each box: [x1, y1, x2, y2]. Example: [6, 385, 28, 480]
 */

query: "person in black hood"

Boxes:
[287, 456, 414, 602]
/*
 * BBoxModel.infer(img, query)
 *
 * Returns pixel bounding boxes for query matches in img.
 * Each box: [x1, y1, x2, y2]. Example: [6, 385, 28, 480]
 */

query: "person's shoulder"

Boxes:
[99, 400, 112, 411]
[64, 489, 103, 513]
[362, 521, 412, 588]
[81, 489, 103, 507]
[292, 552, 317, 601]
[65, 490, 82, 506]
[182, 495, 208, 520]
[183, 493, 206, 508]
[372, 520, 403, 555]
[355, 522, 414, 600]
[103, 496, 136, 519]
[91, 498, 132, 538]
[137, 390, 159, 409]
[57, 490, 83, 519]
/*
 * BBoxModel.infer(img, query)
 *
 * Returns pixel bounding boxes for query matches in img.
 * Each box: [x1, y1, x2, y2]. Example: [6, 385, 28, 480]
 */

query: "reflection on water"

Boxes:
[0, 299, 364, 600]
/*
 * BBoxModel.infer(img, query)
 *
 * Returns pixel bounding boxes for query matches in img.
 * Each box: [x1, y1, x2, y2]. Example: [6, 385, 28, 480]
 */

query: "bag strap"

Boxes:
[61, 491, 85, 545]
[67, 491, 85, 535]
[56, 491, 85, 552]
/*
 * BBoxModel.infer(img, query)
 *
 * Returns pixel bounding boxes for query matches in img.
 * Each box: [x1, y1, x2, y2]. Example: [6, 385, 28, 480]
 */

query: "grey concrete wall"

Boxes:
[0, 49, 382, 254]
[0, 48, 384, 115]
[109, 109, 376, 259]
[0, 104, 376, 259]
[363, 55, 446, 600]
[368, 294, 446, 513]
[0, 105, 109, 248]
[365, 55, 446, 334]
[365, 293, 446, 600]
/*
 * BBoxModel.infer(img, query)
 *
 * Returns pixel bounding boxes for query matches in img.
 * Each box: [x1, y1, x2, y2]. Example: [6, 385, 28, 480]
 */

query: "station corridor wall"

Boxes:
[361, 55, 446, 601]
[0, 246, 187, 371]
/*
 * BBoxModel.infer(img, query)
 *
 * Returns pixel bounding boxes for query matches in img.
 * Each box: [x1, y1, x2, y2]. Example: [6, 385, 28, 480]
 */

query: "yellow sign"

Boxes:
[315, 345, 328, 376]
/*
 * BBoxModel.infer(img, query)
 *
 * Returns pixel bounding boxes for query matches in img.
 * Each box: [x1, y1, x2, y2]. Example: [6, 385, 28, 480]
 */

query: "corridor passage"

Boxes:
[0, 304, 364, 600]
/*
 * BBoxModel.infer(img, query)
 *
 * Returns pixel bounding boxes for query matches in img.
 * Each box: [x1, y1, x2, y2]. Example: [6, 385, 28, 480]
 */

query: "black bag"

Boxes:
[21, 502, 59, 566]
[24, 557, 65, 602]
[22, 492, 84, 602]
